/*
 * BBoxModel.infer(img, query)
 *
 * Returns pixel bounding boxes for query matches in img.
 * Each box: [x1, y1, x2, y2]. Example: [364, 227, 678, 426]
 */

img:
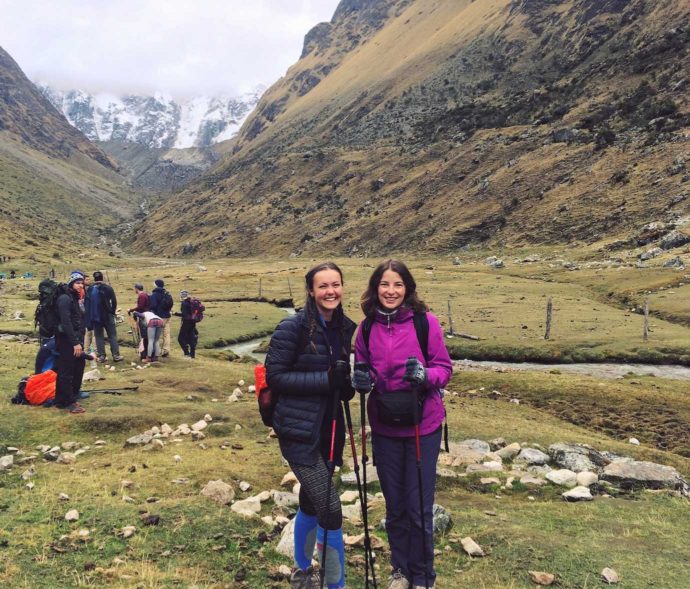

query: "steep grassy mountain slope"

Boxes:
[131, 0, 690, 257]
[0, 46, 139, 260]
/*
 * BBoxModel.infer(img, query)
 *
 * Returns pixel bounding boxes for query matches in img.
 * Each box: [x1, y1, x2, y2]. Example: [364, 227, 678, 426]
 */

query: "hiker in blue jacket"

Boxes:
[85, 271, 123, 363]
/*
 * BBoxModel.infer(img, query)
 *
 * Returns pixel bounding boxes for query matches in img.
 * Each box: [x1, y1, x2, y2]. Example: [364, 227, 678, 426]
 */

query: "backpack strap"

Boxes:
[361, 317, 373, 352]
[412, 312, 430, 364]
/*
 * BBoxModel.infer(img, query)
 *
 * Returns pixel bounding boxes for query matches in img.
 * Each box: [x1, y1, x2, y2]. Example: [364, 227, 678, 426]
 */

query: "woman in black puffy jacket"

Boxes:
[266, 262, 355, 589]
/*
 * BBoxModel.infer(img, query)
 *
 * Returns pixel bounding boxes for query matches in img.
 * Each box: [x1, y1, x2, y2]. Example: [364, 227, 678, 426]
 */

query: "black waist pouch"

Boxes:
[375, 390, 423, 427]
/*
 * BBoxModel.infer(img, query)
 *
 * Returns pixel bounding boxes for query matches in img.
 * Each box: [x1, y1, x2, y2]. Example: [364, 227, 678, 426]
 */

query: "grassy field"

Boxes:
[1, 254, 689, 588]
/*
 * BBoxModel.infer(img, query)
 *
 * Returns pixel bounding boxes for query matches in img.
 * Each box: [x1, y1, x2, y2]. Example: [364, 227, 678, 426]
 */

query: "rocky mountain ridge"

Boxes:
[125, 0, 689, 257]
[39, 86, 265, 149]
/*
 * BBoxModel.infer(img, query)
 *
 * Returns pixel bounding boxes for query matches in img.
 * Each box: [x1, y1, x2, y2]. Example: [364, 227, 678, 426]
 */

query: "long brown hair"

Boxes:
[303, 262, 348, 357]
[360, 259, 428, 317]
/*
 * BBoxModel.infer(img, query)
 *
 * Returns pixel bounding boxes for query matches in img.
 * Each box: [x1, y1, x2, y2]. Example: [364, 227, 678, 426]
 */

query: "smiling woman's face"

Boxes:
[377, 269, 405, 310]
[309, 268, 343, 319]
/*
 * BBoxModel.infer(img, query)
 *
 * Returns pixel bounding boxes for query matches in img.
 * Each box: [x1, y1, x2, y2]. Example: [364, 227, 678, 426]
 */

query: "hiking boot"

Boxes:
[161, 351, 169, 358]
[113, 355, 124, 362]
[96, 355, 107, 363]
[77, 391, 90, 400]
[413, 585, 434, 589]
[63, 403, 86, 414]
[388, 569, 410, 589]
[290, 566, 322, 589]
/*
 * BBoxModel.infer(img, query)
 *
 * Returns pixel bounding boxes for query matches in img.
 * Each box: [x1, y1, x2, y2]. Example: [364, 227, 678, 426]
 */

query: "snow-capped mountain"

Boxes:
[38, 85, 265, 149]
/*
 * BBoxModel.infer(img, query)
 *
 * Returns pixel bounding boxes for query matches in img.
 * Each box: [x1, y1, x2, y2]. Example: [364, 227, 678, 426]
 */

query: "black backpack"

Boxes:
[34, 280, 68, 338]
[360, 312, 449, 451]
[161, 290, 174, 313]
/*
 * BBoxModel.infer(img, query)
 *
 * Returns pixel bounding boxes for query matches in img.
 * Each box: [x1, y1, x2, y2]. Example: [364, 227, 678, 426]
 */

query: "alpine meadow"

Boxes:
[0, 1, 689, 589]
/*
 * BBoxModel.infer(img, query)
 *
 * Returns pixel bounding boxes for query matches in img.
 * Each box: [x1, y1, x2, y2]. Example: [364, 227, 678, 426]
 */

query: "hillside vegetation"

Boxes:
[130, 0, 690, 258]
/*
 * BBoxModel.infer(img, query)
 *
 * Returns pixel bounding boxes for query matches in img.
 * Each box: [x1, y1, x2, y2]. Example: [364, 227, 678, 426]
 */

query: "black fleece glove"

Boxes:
[328, 361, 351, 396]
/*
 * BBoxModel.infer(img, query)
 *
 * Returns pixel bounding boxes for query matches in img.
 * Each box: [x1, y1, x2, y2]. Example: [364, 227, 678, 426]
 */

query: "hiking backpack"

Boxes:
[34, 280, 68, 338]
[190, 298, 205, 323]
[10, 371, 57, 406]
[360, 312, 450, 451]
[161, 290, 174, 313]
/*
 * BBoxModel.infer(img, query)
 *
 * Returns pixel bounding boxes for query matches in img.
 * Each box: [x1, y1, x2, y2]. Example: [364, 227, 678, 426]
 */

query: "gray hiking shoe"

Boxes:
[388, 569, 410, 589]
[290, 566, 322, 589]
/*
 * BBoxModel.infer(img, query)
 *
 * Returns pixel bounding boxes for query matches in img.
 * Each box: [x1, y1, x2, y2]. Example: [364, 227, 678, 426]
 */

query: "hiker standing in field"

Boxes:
[82, 274, 94, 355]
[128, 283, 150, 359]
[54, 271, 88, 414]
[353, 259, 452, 589]
[85, 271, 123, 363]
[266, 262, 355, 589]
[149, 279, 173, 357]
[175, 290, 199, 360]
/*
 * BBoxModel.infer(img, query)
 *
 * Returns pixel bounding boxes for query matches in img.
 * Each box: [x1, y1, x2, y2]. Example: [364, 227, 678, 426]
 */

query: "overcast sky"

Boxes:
[0, 0, 341, 98]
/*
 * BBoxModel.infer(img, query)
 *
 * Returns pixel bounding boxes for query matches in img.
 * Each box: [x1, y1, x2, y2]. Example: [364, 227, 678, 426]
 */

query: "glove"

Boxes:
[404, 357, 426, 385]
[352, 364, 373, 393]
[328, 361, 351, 394]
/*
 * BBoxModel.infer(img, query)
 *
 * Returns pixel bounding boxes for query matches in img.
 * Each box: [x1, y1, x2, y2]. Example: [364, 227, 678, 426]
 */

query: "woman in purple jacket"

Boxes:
[354, 259, 452, 589]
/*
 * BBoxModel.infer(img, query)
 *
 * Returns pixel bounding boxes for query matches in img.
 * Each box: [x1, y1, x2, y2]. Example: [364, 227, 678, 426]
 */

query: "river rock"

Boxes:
[601, 460, 686, 490]
[576, 471, 598, 487]
[545, 469, 577, 488]
[562, 486, 593, 501]
[200, 480, 235, 505]
[548, 443, 608, 472]
[515, 448, 550, 465]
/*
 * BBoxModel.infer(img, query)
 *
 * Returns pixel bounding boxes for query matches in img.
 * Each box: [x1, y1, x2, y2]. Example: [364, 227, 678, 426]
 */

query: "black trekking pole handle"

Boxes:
[320, 359, 348, 589]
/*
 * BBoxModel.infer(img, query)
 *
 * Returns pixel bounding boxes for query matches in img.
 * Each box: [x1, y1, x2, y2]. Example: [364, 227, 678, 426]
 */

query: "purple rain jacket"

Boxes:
[354, 306, 453, 438]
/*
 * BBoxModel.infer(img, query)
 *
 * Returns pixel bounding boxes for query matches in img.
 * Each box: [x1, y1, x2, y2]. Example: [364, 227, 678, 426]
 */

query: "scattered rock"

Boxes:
[191, 420, 208, 432]
[200, 480, 235, 505]
[281, 471, 298, 488]
[496, 443, 521, 460]
[276, 518, 296, 556]
[576, 472, 598, 487]
[601, 460, 686, 490]
[239, 481, 252, 492]
[548, 443, 608, 472]
[639, 247, 663, 261]
[432, 504, 453, 534]
[57, 452, 76, 465]
[529, 571, 556, 586]
[82, 369, 102, 383]
[659, 230, 690, 250]
[601, 567, 620, 584]
[231, 496, 262, 517]
[460, 537, 485, 557]
[520, 475, 546, 487]
[515, 448, 550, 465]
[272, 491, 299, 508]
[562, 486, 593, 502]
[0, 455, 13, 470]
[545, 469, 578, 488]
[119, 525, 137, 539]
[489, 437, 506, 451]
[340, 490, 359, 503]
[65, 509, 79, 522]
[628, 438, 640, 446]
[485, 256, 505, 269]
[124, 434, 153, 447]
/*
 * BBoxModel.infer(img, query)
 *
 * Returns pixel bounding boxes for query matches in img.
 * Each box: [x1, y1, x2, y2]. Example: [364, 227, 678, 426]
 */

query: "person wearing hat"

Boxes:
[149, 279, 173, 358]
[175, 290, 198, 360]
[55, 271, 88, 413]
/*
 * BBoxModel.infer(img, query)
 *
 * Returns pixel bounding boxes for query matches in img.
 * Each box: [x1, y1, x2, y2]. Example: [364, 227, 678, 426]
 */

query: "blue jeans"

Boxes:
[373, 427, 441, 586]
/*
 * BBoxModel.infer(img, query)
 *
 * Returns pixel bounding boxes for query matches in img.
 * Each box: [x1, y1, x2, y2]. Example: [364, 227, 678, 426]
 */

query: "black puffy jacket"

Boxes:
[266, 306, 355, 466]
[56, 289, 85, 346]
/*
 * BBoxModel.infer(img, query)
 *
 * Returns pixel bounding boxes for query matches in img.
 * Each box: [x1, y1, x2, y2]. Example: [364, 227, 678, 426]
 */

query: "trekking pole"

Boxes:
[80, 386, 140, 395]
[320, 359, 347, 589]
[343, 398, 377, 589]
[406, 359, 430, 589]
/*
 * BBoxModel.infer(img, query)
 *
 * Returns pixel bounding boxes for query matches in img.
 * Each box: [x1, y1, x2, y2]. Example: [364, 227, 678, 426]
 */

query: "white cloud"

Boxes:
[0, 0, 341, 97]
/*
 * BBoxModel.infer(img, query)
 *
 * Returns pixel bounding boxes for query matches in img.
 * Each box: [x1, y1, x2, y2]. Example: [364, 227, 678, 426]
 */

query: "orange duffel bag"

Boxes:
[24, 370, 57, 405]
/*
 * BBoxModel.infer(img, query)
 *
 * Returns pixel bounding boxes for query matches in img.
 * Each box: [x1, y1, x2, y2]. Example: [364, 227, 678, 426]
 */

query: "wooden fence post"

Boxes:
[258, 278, 262, 298]
[643, 297, 649, 342]
[447, 299, 455, 335]
[287, 277, 293, 299]
[544, 296, 553, 340]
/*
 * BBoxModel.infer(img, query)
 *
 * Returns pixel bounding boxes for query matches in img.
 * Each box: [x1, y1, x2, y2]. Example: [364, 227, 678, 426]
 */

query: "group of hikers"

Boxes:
[265, 259, 452, 589]
[31, 271, 203, 414]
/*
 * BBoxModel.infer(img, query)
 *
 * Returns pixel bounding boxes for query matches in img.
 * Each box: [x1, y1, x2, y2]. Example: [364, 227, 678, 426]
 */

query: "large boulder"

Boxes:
[659, 230, 690, 250]
[601, 460, 686, 491]
[548, 443, 609, 473]
[515, 448, 550, 466]
[546, 469, 578, 488]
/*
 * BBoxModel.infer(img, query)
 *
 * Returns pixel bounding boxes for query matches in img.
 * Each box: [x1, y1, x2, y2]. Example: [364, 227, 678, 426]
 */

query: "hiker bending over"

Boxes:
[353, 260, 452, 589]
[266, 262, 355, 589]
[175, 290, 198, 359]
[128, 283, 150, 358]
[132, 310, 164, 363]
[85, 271, 123, 363]
[55, 271, 88, 413]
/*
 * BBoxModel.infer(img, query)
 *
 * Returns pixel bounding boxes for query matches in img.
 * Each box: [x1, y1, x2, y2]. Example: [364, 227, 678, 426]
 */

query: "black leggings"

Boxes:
[290, 457, 342, 530]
